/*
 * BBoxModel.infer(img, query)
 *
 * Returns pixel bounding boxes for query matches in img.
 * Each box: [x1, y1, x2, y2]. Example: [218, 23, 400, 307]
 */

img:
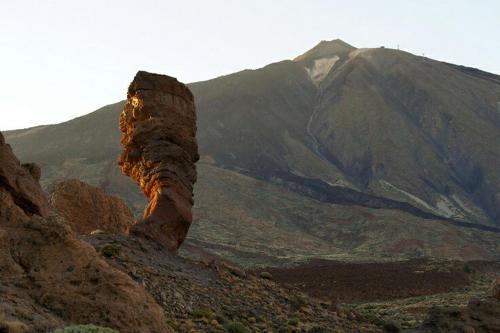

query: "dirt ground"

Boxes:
[256, 259, 476, 303]
[256, 259, 500, 330]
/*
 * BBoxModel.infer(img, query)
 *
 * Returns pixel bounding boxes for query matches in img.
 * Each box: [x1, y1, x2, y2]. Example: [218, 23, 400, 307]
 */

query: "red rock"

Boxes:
[48, 179, 134, 235]
[0, 131, 170, 333]
[0, 132, 50, 217]
[118, 71, 199, 251]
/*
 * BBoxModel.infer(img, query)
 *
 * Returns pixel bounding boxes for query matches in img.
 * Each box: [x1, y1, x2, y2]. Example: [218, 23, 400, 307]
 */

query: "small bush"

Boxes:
[463, 264, 474, 274]
[259, 271, 273, 280]
[192, 306, 213, 319]
[308, 328, 334, 333]
[225, 321, 250, 333]
[215, 314, 228, 325]
[290, 293, 308, 311]
[383, 321, 401, 333]
[361, 312, 386, 326]
[100, 243, 121, 258]
[52, 325, 118, 333]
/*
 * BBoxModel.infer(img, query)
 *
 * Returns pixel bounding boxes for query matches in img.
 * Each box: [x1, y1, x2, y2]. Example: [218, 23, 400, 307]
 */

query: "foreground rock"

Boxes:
[48, 179, 134, 235]
[119, 71, 199, 251]
[0, 132, 169, 333]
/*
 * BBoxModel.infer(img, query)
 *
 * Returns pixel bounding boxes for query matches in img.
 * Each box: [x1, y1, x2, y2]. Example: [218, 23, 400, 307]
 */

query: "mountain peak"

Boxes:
[294, 39, 356, 62]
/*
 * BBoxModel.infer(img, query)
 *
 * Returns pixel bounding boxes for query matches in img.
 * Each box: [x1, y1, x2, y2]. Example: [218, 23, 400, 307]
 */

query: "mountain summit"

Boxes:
[294, 39, 356, 84]
[294, 39, 356, 62]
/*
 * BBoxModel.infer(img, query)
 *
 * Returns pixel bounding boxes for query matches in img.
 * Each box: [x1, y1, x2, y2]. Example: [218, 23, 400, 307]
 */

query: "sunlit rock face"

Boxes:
[118, 71, 199, 251]
[48, 179, 135, 235]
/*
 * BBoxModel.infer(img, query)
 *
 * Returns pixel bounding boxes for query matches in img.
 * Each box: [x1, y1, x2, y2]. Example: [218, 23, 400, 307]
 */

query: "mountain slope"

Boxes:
[190, 41, 500, 226]
[5, 39, 500, 264]
[312, 47, 500, 225]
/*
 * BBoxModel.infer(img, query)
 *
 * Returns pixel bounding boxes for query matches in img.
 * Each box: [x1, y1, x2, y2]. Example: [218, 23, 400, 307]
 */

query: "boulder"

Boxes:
[49, 179, 134, 235]
[118, 71, 199, 251]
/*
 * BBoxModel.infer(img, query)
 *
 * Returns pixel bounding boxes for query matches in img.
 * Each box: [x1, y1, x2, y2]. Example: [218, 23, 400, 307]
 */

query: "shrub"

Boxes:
[259, 271, 273, 280]
[290, 293, 308, 311]
[100, 243, 121, 258]
[215, 314, 228, 325]
[463, 264, 474, 274]
[225, 321, 250, 333]
[52, 325, 118, 333]
[383, 321, 401, 333]
[192, 306, 213, 319]
[308, 328, 333, 333]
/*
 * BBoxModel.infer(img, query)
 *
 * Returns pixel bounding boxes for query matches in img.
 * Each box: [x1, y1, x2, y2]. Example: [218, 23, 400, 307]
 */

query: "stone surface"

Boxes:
[48, 179, 134, 235]
[0, 131, 170, 333]
[118, 71, 199, 251]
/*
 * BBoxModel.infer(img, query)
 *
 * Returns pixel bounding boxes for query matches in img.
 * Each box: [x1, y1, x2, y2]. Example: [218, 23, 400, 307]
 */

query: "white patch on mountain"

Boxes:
[305, 56, 339, 84]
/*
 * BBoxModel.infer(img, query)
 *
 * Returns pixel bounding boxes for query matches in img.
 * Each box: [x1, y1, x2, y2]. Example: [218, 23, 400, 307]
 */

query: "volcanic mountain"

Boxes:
[5, 39, 500, 264]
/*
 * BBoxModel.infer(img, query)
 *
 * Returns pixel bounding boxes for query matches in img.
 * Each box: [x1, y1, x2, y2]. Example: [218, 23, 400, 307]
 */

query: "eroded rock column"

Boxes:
[118, 71, 199, 251]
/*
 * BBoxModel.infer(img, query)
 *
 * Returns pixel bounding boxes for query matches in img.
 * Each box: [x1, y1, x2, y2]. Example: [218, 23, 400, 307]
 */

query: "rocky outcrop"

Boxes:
[48, 179, 134, 235]
[0, 133, 50, 217]
[118, 71, 199, 251]
[0, 131, 170, 333]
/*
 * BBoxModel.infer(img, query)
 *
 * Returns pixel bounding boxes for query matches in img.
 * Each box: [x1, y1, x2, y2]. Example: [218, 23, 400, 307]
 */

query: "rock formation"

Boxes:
[49, 179, 134, 235]
[118, 71, 199, 251]
[0, 133, 50, 217]
[0, 131, 170, 333]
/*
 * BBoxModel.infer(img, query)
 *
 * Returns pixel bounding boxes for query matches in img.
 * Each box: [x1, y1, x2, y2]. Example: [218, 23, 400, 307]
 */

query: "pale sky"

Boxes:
[1, 0, 499, 130]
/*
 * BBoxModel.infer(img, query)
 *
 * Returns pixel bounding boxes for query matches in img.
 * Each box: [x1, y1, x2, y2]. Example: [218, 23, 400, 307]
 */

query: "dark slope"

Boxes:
[310, 47, 500, 225]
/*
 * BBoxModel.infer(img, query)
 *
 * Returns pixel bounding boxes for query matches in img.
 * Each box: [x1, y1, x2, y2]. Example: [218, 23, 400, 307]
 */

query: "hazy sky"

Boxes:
[1, 0, 499, 130]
